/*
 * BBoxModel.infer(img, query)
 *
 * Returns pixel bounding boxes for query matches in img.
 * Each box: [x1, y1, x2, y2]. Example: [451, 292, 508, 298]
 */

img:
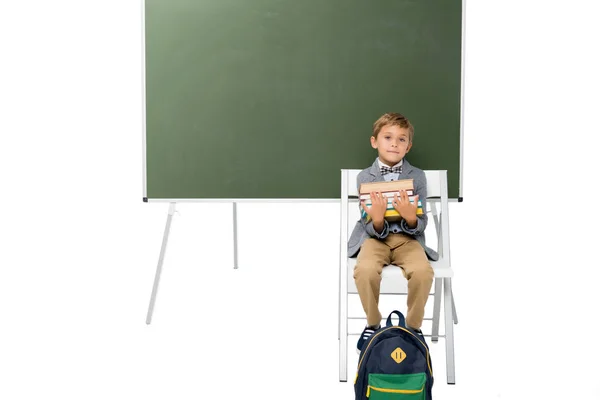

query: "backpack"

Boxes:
[354, 310, 434, 399]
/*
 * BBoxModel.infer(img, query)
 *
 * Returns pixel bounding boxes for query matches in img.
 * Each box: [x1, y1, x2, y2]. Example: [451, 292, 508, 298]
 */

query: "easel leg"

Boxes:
[233, 201, 238, 269]
[146, 202, 177, 325]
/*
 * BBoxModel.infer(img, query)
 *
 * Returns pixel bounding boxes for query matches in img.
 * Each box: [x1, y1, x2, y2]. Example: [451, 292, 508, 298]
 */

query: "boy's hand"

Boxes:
[361, 192, 387, 224]
[392, 191, 418, 226]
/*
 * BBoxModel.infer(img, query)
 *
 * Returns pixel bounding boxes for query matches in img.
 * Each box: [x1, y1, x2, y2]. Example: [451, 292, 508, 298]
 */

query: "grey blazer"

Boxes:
[347, 158, 439, 261]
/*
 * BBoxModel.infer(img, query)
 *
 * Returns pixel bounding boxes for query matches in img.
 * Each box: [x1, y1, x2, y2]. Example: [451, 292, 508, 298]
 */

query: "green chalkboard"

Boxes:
[143, 0, 463, 200]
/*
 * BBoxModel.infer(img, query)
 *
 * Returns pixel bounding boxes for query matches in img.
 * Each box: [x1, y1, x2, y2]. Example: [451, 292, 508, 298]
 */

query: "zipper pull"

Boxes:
[366, 386, 371, 397]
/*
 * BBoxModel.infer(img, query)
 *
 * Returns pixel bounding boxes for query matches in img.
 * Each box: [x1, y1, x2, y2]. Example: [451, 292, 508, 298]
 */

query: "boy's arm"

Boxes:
[357, 175, 390, 239]
[363, 215, 390, 239]
[400, 172, 428, 236]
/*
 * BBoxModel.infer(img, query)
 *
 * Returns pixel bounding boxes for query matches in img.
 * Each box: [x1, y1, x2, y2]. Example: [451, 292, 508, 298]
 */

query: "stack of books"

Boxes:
[359, 179, 423, 222]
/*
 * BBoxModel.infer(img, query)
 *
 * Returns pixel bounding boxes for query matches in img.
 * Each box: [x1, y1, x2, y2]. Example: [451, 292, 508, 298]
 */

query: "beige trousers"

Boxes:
[353, 233, 434, 329]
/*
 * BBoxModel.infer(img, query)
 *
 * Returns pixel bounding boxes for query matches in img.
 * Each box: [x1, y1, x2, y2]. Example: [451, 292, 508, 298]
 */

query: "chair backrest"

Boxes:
[339, 169, 451, 264]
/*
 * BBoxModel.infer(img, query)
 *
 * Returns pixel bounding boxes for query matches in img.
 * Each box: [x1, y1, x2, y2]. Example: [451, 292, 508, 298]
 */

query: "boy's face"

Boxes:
[370, 124, 412, 166]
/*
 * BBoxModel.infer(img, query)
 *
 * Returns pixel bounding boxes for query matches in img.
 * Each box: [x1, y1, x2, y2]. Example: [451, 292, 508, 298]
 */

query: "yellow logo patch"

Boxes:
[391, 347, 406, 364]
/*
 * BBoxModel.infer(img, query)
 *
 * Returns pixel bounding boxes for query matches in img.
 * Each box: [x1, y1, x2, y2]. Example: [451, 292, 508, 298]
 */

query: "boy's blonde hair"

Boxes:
[373, 112, 414, 142]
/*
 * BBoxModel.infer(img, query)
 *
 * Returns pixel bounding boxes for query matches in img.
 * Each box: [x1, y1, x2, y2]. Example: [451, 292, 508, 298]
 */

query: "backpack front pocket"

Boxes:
[367, 373, 426, 399]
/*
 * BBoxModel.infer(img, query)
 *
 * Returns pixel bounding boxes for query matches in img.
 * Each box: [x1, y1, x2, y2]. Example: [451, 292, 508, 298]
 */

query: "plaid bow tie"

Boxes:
[380, 165, 402, 175]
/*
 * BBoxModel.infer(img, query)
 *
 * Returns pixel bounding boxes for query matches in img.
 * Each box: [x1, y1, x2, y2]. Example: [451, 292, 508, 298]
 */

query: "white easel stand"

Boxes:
[145, 201, 239, 324]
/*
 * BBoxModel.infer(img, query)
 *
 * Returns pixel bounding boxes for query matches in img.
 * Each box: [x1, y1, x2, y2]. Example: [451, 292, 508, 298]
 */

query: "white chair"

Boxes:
[338, 169, 457, 384]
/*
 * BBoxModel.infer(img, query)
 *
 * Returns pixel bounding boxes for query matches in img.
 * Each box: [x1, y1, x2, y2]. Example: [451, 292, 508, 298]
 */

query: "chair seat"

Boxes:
[347, 258, 453, 294]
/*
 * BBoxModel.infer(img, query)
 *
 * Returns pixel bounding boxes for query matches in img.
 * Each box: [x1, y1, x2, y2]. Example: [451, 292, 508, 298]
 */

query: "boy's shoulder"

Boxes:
[357, 160, 378, 183]
[408, 162, 426, 177]
[357, 166, 372, 178]
[406, 162, 427, 187]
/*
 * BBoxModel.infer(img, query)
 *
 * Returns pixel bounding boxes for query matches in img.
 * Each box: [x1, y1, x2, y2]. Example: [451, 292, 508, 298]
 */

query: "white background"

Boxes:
[1, 1, 599, 399]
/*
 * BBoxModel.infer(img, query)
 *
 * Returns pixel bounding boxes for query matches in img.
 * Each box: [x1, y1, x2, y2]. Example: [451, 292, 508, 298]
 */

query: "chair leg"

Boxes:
[431, 278, 442, 342]
[339, 294, 348, 382]
[451, 289, 458, 325]
[444, 278, 456, 384]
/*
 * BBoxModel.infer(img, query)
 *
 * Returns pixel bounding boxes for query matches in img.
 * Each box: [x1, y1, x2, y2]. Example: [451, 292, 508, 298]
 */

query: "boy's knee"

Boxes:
[353, 260, 382, 282]
[410, 263, 434, 283]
